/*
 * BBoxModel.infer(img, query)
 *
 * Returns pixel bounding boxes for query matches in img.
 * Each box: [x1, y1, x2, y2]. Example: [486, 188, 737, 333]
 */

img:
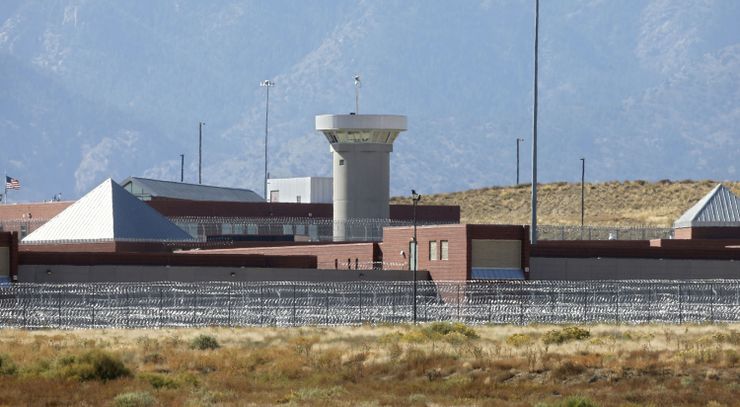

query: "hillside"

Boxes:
[391, 180, 740, 227]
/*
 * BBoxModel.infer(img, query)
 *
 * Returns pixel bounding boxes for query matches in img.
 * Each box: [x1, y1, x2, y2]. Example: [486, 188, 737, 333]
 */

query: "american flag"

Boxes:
[5, 176, 20, 190]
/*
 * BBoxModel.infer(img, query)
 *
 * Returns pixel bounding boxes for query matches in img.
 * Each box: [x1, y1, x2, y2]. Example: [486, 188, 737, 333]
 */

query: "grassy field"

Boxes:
[391, 180, 740, 226]
[0, 323, 738, 406]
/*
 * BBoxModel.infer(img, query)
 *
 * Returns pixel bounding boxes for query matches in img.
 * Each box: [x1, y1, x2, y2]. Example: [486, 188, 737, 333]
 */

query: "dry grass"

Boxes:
[391, 180, 740, 226]
[0, 323, 738, 406]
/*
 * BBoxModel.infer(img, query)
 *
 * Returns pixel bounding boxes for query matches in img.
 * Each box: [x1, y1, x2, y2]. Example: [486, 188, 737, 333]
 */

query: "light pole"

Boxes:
[580, 157, 585, 237]
[354, 75, 361, 114]
[411, 189, 422, 323]
[530, 0, 540, 245]
[180, 154, 184, 182]
[260, 80, 275, 201]
[516, 138, 525, 185]
[198, 122, 205, 184]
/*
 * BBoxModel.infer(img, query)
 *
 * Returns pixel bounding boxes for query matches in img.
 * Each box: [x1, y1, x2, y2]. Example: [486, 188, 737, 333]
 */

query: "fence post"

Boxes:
[325, 286, 329, 325]
[192, 285, 198, 326]
[125, 289, 130, 328]
[292, 283, 297, 327]
[22, 287, 27, 328]
[519, 285, 524, 325]
[159, 287, 163, 328]
[615, 283, 620, 324]
[678, 283, 683, 324]
[583, 282, 588, 322]
[227, 283, 232, 327]
[456, 284, 461, 322]
[57, 290, 62, 329]
[91, 284, 96, 328]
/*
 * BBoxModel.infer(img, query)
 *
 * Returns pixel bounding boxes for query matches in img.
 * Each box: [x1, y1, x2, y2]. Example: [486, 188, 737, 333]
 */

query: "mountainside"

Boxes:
[1, 1, 738, 202]
[392, 180, 740, 227]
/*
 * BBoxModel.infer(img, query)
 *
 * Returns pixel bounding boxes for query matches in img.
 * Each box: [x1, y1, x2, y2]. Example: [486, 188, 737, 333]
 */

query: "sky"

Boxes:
[0, 0, 739, 202]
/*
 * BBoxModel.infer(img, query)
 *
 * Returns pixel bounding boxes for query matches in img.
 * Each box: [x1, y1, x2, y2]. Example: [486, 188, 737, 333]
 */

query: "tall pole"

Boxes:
[354, 75, 361, 114]
[411, 189, 421, 324]
[180, 154, 184, 183]
[516, 138, 524, 185]
[198, 122, 204, 184]
[260, 80, 275, 200]
[530, 0, 539, 245]
[580, 157, 585, 233]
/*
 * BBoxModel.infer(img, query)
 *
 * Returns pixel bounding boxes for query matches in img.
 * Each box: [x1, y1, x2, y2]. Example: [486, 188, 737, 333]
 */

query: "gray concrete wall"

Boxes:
[530, 257, 740, 280]
[19, 264, 429, 283]
[332, 143, 392, 241]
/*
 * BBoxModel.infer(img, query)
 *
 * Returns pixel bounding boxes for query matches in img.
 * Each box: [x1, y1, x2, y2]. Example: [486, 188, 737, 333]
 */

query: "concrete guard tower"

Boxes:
[315, 114, 407, 241]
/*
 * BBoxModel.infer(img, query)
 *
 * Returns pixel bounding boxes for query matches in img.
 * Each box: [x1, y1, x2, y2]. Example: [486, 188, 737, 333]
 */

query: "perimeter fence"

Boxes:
[1, 280, 739, 329]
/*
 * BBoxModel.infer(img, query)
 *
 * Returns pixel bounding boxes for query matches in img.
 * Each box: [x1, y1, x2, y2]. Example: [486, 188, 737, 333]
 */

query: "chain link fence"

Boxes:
[1, 280, 738, 328]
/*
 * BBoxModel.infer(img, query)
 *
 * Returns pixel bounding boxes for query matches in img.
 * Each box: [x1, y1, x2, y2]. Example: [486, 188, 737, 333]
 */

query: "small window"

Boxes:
[339, 159, 345, 166]
[441, 240, 449, 260]
[429, 240, 438, 261]
[296, 195, 301, 203]
[409, 241, 417, 270]
[269, 190, 279, 202]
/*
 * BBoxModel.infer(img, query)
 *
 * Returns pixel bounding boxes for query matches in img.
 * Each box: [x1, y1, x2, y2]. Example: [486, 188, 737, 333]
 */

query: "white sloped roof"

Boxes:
[674, 184, 740, 228]
[22, 178, 194, 243]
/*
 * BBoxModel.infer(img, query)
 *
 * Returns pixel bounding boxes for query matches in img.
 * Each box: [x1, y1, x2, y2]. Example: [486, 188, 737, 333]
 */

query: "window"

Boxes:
[269, 190, 279, 202]
[441, 240, 449, 260]
[339, 159, 345, 166]
[296, 195, 301, 203]
[429, 240, 438, 261]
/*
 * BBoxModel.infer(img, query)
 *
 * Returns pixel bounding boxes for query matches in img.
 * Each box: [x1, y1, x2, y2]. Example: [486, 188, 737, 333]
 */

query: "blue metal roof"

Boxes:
[121, 177, 263, 203]
[674, 184, 740, 228]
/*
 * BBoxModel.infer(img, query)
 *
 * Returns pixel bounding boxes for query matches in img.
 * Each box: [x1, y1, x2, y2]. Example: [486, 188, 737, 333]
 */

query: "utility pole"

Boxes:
[516, 138, 525, 185]
[530, 0, 540, 245]
[411, 189, 422, 324]
[260, 80, 275, 200]
[198, 122, 205, 184]
[180, 154, 184, 182]
[580, 157, 585, 236]
[354, 75, 361, 114]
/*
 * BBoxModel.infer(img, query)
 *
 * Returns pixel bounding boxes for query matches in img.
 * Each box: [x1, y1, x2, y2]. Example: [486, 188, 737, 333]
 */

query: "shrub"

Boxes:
[422, 322, 479, 340]
[113, 391, 156, 407]
[139, 372, 179, 389]
[0, 354, 18, 376]
[189, 334, 220, 350]
[535, 395, 598, 407]
[56, 350, 131, 381]
[552, 361, 586, 380]
[506, 333, 534, 348]
[543, 327, 590, 345]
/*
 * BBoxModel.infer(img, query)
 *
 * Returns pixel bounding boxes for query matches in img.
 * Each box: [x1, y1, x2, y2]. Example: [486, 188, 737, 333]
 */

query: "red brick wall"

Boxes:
[0, 202, 72, 220]
[185, 243, 378, 270]
[381, 225, 468, 281]
[674, 227, 740, 240]
[19, 251, 317, 269]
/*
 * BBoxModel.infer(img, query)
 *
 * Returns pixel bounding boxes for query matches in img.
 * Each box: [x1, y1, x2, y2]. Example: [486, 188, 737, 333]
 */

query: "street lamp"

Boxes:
[411, 189, 422, 323]
[516, 138, 525, 185]
[354, 75, 361, 114]
[180, 154, 184, 182]
[260, 79, 275, 201]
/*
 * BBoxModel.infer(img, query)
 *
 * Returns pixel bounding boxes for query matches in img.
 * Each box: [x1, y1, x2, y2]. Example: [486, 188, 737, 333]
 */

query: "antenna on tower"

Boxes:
[354, 75, 361, 114]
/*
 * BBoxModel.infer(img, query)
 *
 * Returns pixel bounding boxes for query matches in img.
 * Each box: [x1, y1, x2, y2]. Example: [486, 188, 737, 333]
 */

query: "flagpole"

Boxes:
[3, 170, 6, 204]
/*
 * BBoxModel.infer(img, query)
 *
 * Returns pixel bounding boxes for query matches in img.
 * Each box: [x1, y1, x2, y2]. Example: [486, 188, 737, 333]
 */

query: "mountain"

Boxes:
[1, 0, 738, 203]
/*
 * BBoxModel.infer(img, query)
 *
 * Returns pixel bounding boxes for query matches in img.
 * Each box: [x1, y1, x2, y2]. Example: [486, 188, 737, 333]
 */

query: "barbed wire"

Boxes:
[0, 280, 737, 328]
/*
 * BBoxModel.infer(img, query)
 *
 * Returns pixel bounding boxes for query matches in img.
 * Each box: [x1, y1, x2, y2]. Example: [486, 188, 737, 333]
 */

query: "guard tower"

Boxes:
[315, 114, 407, 241]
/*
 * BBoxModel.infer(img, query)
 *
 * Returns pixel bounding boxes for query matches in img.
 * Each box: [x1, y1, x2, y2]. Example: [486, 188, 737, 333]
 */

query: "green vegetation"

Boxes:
[542, 326, 591, 345]
[0, 324, 737, 406]
[189, 334, 220, 350]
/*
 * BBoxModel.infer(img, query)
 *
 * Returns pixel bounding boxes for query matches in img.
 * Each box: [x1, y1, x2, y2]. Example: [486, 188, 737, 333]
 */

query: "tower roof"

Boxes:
[22, 179, 194, 243]
[674, 184, 740, 228]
